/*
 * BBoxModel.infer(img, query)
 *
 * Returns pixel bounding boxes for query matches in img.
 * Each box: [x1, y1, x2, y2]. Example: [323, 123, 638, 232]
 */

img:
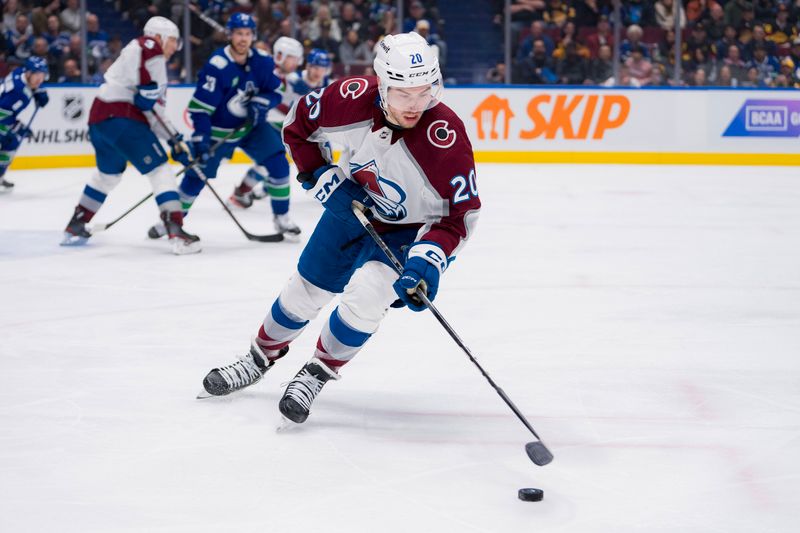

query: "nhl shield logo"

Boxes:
[63, 95, 83, 121]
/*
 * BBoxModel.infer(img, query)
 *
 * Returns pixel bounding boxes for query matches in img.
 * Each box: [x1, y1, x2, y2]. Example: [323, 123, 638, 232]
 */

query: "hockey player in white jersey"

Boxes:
[61, 16, 201, 254]
[200, 33, 481, 426]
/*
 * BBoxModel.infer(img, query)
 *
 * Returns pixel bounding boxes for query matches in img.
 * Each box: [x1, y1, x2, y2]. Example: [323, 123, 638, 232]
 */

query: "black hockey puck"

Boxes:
[518, 488, 544, 502]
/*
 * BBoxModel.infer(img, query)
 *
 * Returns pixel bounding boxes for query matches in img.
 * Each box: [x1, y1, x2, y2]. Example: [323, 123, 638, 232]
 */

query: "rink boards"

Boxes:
[10, 84, 800, 169]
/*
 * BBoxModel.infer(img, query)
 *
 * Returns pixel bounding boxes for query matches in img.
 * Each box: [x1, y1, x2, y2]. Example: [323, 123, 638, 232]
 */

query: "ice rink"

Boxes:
[1, 162, 798, 532]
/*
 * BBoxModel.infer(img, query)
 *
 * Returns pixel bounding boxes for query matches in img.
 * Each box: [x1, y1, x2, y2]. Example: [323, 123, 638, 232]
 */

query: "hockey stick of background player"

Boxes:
[351, 203, 554, 467]
[148, 110, 284, 243]
[187, 2, 227, 34]
[90, 129, 240, 233]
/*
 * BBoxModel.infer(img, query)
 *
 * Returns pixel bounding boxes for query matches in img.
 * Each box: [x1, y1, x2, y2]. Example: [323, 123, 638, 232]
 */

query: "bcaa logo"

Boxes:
[472, 93, 630, 140]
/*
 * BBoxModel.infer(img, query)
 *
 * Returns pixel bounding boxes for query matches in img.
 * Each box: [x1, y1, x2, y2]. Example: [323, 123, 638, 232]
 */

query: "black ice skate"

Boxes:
[0, 177, 14, 193]
[147, 222, 167, 239]
[160, 211, 201, 255]
[200, 340, 288, 398]
[278, 357, 339, 424]
[61, 206, 93, 246]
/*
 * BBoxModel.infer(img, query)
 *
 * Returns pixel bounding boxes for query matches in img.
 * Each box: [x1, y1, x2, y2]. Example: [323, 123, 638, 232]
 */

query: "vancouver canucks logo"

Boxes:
[226, 81, 257, 118]
[350, 160, 407, 221]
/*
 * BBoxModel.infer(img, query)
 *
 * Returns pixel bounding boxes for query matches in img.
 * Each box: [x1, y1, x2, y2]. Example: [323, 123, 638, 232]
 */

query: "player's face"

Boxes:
[281, 55, 300, 73]
[385, 85, 433, 128]
[162, 36, 179, 59]
[230, 28, 254, 56]
[306, 65, 325, 84]
[26, 72, 45, 90]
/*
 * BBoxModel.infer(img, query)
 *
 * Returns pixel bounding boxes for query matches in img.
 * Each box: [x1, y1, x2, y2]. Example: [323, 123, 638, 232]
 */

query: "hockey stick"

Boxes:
[90, 127, 239, 233]
[351, 203, 554, 467]
[187, 2, 227, 34]
[149, 111, 284, 243]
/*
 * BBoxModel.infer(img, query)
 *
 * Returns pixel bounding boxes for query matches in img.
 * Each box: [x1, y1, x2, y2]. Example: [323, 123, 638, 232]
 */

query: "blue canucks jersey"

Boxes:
[188, 46, 282, 143]
[0, 68, 33, 138]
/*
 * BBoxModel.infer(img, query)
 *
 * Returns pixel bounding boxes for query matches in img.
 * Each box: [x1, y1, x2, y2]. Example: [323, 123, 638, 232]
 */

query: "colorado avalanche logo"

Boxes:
[339, 78, 369, 100]
[350, 160, 407, 221]
[427, 120, 457, 149]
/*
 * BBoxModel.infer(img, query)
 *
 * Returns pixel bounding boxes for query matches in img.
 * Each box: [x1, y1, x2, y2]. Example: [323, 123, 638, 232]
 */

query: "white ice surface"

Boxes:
[1, 163, 798, 532]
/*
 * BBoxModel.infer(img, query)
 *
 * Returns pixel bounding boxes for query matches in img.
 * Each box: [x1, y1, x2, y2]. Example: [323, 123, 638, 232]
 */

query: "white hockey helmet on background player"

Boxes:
[143, 16, 182, 51]
[273, 37, 304, 68]
[373, 32, 443, 114]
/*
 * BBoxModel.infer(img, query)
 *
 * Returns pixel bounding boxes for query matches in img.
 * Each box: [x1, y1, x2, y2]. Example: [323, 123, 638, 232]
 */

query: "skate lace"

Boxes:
[217, 355, 262, 389]
[284, 369, 325, 411]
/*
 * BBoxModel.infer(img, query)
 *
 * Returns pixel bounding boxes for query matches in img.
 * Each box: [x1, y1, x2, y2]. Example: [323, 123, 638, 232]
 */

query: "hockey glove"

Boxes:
[247, 94, 279, 125]
[11, 121, 32, 140]
[33, 89, 49, 108]
[300, 165, 373, 228]
[133, 82, 160, 111]
[393, 242, 448, 312]
[190, 134, 212, 167]
[168, 134, 193, 167]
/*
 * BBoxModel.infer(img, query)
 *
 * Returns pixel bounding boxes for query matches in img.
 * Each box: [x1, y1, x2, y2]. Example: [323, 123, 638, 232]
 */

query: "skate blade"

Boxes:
[196, 389, 214, 399]
[170, 239, 202, 255]
[226, 197, 251, 210]
[276, 416, 300, 433]
[60, 233, 89, 246]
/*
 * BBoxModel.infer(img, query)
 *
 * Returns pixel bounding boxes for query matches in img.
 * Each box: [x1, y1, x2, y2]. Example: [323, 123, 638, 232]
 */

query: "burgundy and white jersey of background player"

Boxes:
[282, 76, 480, 259]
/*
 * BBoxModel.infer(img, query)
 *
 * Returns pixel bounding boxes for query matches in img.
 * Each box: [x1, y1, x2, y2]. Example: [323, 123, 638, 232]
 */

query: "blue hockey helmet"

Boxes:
[226, 12, 256, 32]
[24, 56, 50, 80]
[307, 49, 331, 68]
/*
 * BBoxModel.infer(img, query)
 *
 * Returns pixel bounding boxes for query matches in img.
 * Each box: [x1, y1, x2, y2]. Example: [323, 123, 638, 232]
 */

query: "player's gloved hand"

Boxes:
[393, 242, 448, 312]
[33, 89, 49, 108]
[133, 82, 160, 111]
[247, 94, 278, 125]
[299, 165, 374, 228]
[168, 134, 193, 167]
[12, 121, 32, 140]
[190, 133, 212, 167]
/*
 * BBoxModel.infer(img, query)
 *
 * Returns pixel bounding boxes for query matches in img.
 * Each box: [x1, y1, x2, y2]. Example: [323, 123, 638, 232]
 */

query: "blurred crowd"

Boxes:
[0, 0, 447, 84]
[489, 0, 800, 87]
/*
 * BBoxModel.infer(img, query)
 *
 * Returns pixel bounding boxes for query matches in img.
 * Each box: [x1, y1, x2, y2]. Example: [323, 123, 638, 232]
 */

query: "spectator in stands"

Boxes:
[777, 56, 798, 86]
[515, 38, 557, 84]
[5, 13, 34, 64]
[44, 15, 70, 55]
[32, 36, 60, 78]
[373, 8, 396, 42]
[723, 43, 748, 81]
[744, 24, 776, 60]
[702, 3, 726, 41]
[655, 0, 686, 31]
[572, 0, 601, 29]
[754, 0, 778, 22]
[767, 4, 795, 47]
[86, 14, 111, 62]
[510, 0, 547, 33]
[714, 64, 735, 86]
[339, 28, 372, 66]
[59, 58, 81, 82]
[90, 57, 113, 84]
[2, 0, 20, 33]
[686, 22, 713, 58]
[309, 5, 342, 42]
[789, 38, 800, 68]
[486, 60, 506, 83]
[60, 0, 81, 34]
[690, 66, 708, 85]
[688, 47, 716, 82]
[587, 42, 614, 84]
[686, 0, 717, 23]
[107, 35, 123, 61]
[713, 24, 739, 60]
[723, 0, 751, 30]
[311, 19, 340, 62]
[29, 0, 61, 35]
[585, 14, 614, 59]
[655, 27, 676, 63]
[603, 63, 642, 87]
[620, 24, 650, 61]
[339, 2, 366, 39]
[649, 63, 666, 86]
[739, 65, 762, 87]
[544, 0, 570, 28]
[749, 43, 779, 82]
[625, 44, 653, 85]
[552, 22, 590, 60]
[516, 20, 553, 61]
[403, 1, 438, 36]
[556, 41, 590, 84]
[621, 0, 655, 27]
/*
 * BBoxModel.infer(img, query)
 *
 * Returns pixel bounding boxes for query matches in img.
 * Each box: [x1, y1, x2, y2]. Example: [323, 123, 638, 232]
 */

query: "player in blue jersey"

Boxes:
[0, 57, 49, 192]
[147, 13, 290, 239]
[229, 46, 333, 224]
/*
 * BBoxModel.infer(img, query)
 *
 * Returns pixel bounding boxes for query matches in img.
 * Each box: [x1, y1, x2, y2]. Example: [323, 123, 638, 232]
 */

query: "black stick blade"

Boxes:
[526, 442, 554, 466]
[248, 232, 285, 243]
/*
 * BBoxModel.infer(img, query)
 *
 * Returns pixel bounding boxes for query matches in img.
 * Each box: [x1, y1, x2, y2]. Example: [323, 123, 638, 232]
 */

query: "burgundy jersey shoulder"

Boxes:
[137, 36, 164, 61]
[401, 101, 475, 180]
[315, 75, 379, 126]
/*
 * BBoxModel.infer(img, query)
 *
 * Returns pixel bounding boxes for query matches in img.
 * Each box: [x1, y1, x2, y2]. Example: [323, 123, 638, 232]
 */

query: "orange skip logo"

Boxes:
[472, 94, 630, 140]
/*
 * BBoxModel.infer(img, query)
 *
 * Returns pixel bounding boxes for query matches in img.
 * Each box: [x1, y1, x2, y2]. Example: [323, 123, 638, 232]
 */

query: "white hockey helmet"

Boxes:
[143, 16, 182, 50]
[273, 37, 304, 67]
[373, 32, 442, 112]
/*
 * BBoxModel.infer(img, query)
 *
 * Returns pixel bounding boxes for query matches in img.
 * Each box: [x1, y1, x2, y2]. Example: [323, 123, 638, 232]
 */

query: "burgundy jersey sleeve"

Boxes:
[403, 105, 481, 258]
[282, 76, 377, 173]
